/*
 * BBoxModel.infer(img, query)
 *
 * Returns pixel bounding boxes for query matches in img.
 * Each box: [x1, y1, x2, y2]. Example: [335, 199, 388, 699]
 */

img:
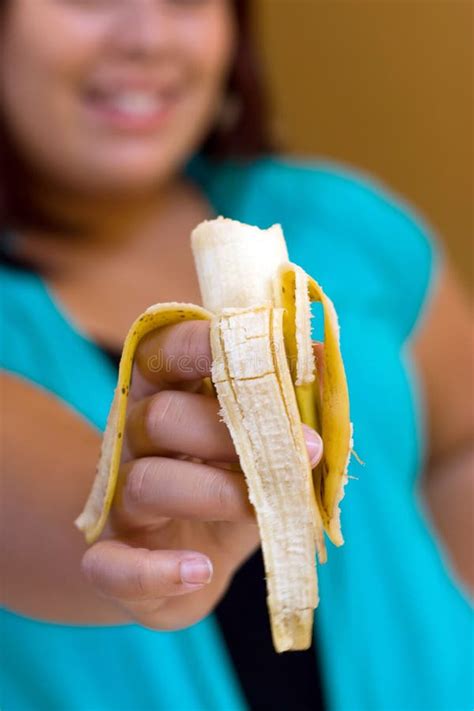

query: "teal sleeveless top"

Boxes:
[1, 158, 472, 711]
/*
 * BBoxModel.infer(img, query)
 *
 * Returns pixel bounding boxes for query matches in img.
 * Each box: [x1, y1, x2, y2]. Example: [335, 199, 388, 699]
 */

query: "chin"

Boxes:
[99, 166, 172, 193]
[64, 154, 183, 197]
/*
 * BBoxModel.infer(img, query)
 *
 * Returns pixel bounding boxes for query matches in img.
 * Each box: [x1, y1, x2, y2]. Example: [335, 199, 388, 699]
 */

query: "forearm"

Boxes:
[1, 512, 132, 625]
[1, 485, 133, 625]
[421, 442, 474, 597]
[1, 372, 130, 625]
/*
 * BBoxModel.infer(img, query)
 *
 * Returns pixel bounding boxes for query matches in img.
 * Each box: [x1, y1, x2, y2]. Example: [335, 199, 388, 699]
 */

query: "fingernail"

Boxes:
[302, 424, 323, 468]
[180, 557, 213, 585]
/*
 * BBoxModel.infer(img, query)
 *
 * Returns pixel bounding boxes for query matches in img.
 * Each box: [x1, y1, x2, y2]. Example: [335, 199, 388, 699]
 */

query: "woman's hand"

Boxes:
[81, 321, 324, 631]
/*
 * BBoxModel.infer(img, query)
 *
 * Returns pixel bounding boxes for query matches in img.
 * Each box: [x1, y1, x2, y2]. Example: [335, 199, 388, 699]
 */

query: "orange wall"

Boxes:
[254, 0, 473, 293]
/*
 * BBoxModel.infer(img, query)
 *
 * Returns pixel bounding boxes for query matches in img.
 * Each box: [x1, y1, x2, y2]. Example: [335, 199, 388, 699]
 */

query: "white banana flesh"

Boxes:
[210, 305, 318, 651]
[76, 217, 352, 654]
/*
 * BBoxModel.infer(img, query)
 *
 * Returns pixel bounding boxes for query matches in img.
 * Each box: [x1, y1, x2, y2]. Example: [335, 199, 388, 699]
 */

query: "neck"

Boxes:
[15, 173, 186, 272]
[34, 171, 180, 239]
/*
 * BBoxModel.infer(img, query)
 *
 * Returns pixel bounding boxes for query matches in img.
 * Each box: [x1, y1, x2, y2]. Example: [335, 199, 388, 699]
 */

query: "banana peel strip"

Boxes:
[76, 268, 351, 551]
[75, 302, 213, 544]
[274, 266, 327, 564]
[307, 275, 352, 545]
[275, 264, 352, 547]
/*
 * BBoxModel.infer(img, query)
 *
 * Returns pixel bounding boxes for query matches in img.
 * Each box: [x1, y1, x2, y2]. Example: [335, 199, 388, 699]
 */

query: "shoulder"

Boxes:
[1, 263, 47, 325]
[219, 156, 441, 342]
[0, 264, 65, 381]
[203, 154, 437, 249]
[0, 264, 47, 373]
[1, 263, 42, 322]
[239, 155, 435, 239]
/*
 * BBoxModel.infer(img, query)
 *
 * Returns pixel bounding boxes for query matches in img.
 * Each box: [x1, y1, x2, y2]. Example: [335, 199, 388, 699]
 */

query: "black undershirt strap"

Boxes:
[214, 547, 326, 711]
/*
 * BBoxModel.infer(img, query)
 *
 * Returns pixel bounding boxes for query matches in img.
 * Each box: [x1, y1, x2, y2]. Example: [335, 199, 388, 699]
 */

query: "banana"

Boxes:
[76, 217, 352, 653]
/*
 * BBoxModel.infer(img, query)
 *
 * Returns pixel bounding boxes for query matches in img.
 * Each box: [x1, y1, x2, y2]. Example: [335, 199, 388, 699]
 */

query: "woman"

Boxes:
[1, 1, 472, 710]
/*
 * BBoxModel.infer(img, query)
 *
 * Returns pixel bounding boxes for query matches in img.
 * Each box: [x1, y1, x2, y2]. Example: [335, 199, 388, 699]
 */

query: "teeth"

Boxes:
[107, 92, 163, 116]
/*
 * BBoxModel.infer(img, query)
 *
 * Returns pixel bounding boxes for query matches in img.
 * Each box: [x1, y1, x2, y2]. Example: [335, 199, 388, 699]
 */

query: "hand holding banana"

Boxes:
[77, 218, 352, 652]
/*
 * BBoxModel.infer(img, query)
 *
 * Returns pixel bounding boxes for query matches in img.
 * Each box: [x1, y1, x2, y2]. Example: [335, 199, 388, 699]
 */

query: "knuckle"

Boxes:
[145, 390, 179, 439]
[179, 321, 210, 374]
[181, 319, 204, 352]
[125, 458, 155, 509]
[134, 551, 156, 598]
[81, 545, 103, 584]
[214, 473, 237, 519]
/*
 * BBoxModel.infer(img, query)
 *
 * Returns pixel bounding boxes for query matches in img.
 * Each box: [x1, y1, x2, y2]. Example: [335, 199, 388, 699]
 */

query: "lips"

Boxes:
[84, 85, 179, 130]
[90, 90, 166, 116]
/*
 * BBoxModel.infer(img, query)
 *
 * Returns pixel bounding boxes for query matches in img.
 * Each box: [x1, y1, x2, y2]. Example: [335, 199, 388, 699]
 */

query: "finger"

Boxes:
[116, 457, 256, 528]
[313, 340, 324, 377]
[82, 540, 213, 603]
[125, 390, 236, 462]
[132, 326, 322, 400]
[132, 321, 212, 399]
[301, 425, 324, 468]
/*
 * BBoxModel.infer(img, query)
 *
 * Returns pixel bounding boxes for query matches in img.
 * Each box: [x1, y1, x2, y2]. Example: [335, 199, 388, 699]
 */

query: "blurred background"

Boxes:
[253, 0, 473, 293]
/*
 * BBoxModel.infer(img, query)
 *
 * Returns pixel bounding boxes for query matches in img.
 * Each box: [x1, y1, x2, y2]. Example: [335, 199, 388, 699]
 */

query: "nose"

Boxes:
[106, 0, 174, 61]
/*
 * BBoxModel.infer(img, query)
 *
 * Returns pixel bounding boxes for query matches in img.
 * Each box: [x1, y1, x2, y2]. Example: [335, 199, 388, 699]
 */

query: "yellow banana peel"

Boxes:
[76, 217, 352, 652]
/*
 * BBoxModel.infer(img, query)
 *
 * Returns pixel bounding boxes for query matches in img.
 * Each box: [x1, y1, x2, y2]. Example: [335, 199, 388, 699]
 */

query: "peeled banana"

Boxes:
[76, 217, 352, 653]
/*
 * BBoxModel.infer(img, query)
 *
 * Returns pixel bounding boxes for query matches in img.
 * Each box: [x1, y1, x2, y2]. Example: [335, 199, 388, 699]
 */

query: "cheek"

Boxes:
[1, 2, 105, 168]
[183, 7, 236, 97]
[2, 1, 105, 101]
[0, 1, 237, 192]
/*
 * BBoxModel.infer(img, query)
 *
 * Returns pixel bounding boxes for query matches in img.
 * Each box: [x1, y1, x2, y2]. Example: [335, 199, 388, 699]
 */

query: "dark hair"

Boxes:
[0, 0, 272, 232]
[203, 0, 272, 158]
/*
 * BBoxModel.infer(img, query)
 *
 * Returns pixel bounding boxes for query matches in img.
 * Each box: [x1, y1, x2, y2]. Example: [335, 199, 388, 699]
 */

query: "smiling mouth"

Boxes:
[84, 88, 180, 130]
